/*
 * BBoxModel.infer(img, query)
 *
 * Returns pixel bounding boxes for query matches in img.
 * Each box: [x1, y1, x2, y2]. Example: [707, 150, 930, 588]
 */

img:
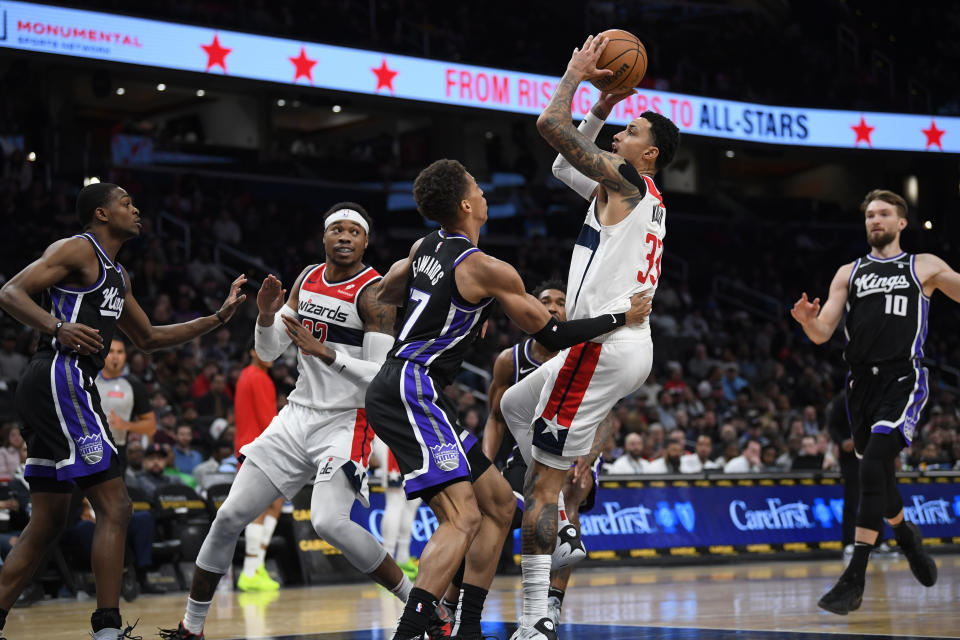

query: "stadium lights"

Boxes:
[277, 98, 286, 107]
[196, 89, 206, 97]
[115, 87, 125, 95]
[924, 220, 933, 230]
[905, 175, 919, 206]
[332, 105, 341, 113]
[156, 83, 167, 91]
[26, 152, 36, 162]
[725, 150, 735, 158]
[83, 177, 101, 186]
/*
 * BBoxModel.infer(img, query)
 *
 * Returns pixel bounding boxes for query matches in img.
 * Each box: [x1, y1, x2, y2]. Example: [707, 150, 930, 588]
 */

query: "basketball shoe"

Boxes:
[158, 622, 204, 640]
[93, 620, 142, 640]
[509, 618, 558, 640]
[817, 574, 864, 615]
[426, 600, 455, 639]
[551, 523, 586, 570]
[546, 595, 562, 628]
[899, 522, 938, 586]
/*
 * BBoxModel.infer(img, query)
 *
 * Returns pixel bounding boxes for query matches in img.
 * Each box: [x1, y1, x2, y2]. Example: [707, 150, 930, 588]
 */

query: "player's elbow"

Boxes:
[536, 113, 555, 137]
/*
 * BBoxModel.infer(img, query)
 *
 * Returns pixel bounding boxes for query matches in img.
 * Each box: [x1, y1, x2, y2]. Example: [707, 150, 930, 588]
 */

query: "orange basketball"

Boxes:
[590, 29, 647, 92]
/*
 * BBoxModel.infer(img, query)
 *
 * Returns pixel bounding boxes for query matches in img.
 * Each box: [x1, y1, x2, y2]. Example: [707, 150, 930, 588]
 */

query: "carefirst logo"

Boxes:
[903, 495, 954, 526]
[729, 498, 815, 531]
[580, 502, 657, 535]
[853, 272, 911, 298]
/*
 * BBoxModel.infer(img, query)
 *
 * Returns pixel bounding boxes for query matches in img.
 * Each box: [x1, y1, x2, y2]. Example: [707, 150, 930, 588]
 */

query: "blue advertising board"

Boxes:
[338, 476, 960, 561]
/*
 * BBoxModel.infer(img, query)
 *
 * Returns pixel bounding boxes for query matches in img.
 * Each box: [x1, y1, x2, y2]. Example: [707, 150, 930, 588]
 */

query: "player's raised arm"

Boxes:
[457, 252, 651, 352]
[375, 238, 423, 307]
[481, 347, 517, 461]
[791, 263, 853, 344]
[118, 269, 247, 353]
[917, 253, 960, 302]
[538, 35, 641, 199]
[551, 90, 637, 201]
[254, 268, 312, 362]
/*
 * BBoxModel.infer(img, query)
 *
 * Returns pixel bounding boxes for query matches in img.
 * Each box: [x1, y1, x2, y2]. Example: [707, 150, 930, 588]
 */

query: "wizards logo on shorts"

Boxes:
[76, 433, 104, 465]
[430, 443, 460, 471]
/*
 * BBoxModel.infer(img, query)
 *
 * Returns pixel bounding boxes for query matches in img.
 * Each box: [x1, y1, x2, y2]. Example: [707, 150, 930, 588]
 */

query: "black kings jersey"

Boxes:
[390, 231, 494, 385]
[34, 233, 126, 375]
[512, 338, 545, 384]
[843, 252, 928, 366]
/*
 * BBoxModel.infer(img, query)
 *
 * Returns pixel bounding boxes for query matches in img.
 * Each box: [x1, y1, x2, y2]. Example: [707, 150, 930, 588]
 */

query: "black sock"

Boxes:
[892, 520, 917, 550]
[844, 542, 872, 582]
[441, 594, 459, 614]
[548, 587, 565, 604]
[394, 587, 437, 639]
[0, 607, 7, 629]
[91, 607, 122, 633]
[458, 583, 488, 635]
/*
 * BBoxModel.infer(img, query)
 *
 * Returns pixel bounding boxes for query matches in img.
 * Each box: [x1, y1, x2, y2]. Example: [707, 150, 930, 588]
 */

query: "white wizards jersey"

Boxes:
[287, 263, 382, 411]
[567, 174, 665, 343]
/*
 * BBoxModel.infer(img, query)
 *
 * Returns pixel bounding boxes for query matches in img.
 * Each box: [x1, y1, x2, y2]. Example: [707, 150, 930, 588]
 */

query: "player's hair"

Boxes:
[323, 201, 373, 230]
[76, 182, 121, 228]
[860, 189, 908, 219]
[413, 159, 470, 225]
[533, 279, 566, 298]
[640, 111, 680, 170]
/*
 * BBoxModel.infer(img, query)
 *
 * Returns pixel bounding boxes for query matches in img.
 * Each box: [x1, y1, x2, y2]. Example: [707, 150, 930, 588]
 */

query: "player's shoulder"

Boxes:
[44, 234, 97, 262]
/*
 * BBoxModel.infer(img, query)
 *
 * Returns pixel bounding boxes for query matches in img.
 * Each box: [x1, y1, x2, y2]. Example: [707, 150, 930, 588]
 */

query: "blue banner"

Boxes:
[344, 477, 960, 559]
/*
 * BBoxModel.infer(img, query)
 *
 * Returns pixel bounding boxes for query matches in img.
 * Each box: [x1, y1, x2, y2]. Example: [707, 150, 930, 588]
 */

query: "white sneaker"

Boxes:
[551, 524, 586, 570]
[510, 617, 558, 640]
[547, 595, 562, 628]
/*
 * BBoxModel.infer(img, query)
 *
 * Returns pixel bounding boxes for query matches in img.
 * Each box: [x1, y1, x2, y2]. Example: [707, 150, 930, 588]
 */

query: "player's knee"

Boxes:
[495, 483, 518, 529]
[311, 511, 348, 546]
[97, 491, 133, 526]
[858, 457, 886, 490]
[211, 503, 249, 537]
[452, 502, 483, 540]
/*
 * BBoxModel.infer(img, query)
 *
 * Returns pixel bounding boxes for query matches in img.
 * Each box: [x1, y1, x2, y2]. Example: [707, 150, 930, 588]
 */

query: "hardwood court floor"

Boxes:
[12, 554, 959, 639]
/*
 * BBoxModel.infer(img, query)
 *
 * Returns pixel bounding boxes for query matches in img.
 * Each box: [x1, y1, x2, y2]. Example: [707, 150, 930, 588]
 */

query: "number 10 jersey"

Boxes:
[844, 252, 928, 366]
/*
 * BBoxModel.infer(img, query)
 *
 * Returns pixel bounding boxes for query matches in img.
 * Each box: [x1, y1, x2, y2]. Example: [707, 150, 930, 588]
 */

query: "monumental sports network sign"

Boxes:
[1, 0, 956, 153]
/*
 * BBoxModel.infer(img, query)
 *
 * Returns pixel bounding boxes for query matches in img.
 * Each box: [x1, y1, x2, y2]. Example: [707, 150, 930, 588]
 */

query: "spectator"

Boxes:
[721, 364, 749, 402]
[792, 435, 825, 471]
[663, 363, 689, 396]
[197, 372, 232, 419]
[193, 438, 236, 486]
[724, 439, 762, 473]
[680, 435, 716, 473]
[134, 443, 183, 499]
[173, 424, 203, 475]
[801, 405, 820, 435]
[761, 444, 781, 471]
[647, 439, 684, 474]
[0, 425, 22, 479]
[687, 343, 716, 381]
[0, 330, 27, 385]
[608, 433, 648, 474]
[154, 406, 178, 446]
[124, 438, 146, 490]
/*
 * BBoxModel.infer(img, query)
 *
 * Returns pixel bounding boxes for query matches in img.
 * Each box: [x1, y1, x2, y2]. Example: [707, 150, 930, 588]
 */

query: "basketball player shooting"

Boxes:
[792, 189, 960, 615]
[504, 34, 679, 639]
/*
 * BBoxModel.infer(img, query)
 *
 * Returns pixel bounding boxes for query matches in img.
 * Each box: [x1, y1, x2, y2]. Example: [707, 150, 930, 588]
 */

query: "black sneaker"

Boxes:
[426, 600, 455, 639]
[817, 574, 864, 615]
[899, 522, 938, 586]
[158, 622, 204, 640]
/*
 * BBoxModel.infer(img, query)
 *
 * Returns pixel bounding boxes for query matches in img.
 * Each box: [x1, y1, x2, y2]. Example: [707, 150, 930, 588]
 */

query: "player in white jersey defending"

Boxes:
[504, 35, 680, 639]
[161, 203, 412, 640]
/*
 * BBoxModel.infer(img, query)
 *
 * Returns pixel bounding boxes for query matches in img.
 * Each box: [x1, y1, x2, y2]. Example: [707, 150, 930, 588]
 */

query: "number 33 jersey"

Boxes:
[288, 263, 381, 411]
[844, 252, 928, 366]
[567, 174, 665, 342]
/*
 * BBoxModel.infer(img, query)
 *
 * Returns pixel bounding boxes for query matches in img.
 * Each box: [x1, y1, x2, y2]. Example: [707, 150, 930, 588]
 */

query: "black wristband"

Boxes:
[215, 310, 225, 325]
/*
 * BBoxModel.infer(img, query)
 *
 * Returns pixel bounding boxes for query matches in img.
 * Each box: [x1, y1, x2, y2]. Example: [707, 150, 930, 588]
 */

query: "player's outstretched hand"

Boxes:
[216, 274, 248, 323]
[596, 89, 637, 111]
[567, 34, 615, 82]
[572, 455, 594, 490]
[57, 322, 103, 354]
[790, 292, 820, 325]
[281, 314, 334, 362]
[625, 290, 654, 326]
[257, 274, 286, 316]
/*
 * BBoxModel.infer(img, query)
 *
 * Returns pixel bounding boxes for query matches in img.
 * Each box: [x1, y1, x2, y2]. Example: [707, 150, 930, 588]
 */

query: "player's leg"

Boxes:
[395, 495, 422, 566]
[239, 498, 284, 592]
[547, 470, 594, 626]
[382, 486, 406, 558]
[308, 468, 412, 602]
[161, 460, 284, 639]
[880, 440, 936, 586]
[82, 475, 133, 638]
[395, 480, 482, 640]
[0, 488, 71, 630]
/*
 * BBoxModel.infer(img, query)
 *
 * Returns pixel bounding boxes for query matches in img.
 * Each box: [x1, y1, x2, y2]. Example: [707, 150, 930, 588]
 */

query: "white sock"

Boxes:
[244, 523, 263, 576]
[258, 514, 278, 567]
[557, 492, 570, 528]
[520, 554, 551, 627]
[390, 573, 413, 602]
[183, 596, 213, 634]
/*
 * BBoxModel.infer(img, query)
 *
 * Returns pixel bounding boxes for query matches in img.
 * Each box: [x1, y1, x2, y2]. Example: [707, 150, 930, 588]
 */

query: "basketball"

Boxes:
[590, 29, 647, 92]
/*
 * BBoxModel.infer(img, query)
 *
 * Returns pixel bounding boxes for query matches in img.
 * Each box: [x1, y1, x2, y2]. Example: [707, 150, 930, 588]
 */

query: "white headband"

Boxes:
[324, 209, 369, 234]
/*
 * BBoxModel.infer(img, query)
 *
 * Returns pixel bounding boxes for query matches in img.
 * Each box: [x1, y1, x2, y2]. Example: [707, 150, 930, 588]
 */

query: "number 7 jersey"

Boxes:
[567, 174, 665, 342]
[843, 252, 928, 366]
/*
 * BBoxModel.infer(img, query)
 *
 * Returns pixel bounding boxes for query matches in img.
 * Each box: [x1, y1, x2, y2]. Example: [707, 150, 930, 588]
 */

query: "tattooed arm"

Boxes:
[537, 35, 642, 202]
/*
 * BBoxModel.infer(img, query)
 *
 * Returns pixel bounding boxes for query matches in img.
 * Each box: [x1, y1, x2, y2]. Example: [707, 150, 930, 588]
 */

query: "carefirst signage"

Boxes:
[1, 0, 957, 153]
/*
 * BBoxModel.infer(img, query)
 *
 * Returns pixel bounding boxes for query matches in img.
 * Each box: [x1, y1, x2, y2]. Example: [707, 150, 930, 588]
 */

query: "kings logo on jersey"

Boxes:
[430, 442, 460, 471]
[100, 286, 124, 318]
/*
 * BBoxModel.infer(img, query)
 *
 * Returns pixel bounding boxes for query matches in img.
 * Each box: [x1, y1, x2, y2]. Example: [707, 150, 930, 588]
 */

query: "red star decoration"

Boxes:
[372, 58, 398, 93]
[851, 116, 874, 147]
[922, 119, 945, 151]
[289, 47, 318, 84]
[201, 34, 232, 73]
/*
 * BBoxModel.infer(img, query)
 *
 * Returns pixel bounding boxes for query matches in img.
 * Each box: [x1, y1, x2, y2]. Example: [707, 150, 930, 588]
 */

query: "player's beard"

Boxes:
[866, 228, 896, 248]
